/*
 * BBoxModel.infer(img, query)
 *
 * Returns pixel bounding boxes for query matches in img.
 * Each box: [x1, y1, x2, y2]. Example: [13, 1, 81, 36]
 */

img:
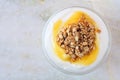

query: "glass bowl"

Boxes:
[42, 7, 111, 75]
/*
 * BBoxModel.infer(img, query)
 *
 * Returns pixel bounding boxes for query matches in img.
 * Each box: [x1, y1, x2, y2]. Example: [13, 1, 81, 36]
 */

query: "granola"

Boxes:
[56, 16, 98, 61]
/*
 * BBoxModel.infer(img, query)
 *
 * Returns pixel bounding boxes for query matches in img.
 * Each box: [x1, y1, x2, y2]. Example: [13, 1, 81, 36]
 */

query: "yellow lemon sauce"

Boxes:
[52, 11, 99, 66]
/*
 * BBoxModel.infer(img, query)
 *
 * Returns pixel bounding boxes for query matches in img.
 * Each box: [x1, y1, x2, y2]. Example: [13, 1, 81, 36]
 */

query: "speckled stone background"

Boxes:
[0, 0, 120, 80]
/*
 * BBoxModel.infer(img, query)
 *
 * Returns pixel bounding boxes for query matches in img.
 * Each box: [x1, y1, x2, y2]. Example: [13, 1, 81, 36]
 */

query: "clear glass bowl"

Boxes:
[42, 7, 111, 75]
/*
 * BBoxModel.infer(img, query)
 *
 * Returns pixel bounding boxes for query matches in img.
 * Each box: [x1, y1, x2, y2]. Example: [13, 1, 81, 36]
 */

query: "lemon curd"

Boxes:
[52, 11, 99, 66]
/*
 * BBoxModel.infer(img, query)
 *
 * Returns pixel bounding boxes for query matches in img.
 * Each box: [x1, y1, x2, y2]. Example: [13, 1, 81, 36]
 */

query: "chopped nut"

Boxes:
[71, 54, 77, 59]
[66, 29, 69, 33]
[61, 44, 65, 48]
[69, 51, 73, 55]
[84, 46, 89, 52]
[83, 42, 87, 46]
[72, 27, 77, 32]
[64, 39, 69, 45]
[59, 34, 63, 39]
[56, 37, 59, 42]
[65, 50, 69, 54]
[63, 32, 67, 38]
[75, 46, 79, 50]
[70, 42, 74, 46]
[75, 36, 79, 41]
[75, 52, 84, 58]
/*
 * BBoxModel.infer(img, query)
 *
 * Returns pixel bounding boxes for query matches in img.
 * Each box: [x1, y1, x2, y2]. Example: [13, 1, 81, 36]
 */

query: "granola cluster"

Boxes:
[56, 17, 96, 61]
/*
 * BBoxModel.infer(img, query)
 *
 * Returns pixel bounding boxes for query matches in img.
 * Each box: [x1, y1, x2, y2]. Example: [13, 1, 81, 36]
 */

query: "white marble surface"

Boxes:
[0, 0, 120, 80]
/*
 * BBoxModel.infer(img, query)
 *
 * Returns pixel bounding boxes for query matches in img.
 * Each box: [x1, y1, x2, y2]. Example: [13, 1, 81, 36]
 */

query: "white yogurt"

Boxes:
[42, 7, 110, 74]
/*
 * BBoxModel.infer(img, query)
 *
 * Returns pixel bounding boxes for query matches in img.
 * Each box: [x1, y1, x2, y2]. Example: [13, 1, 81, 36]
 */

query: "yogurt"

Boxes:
[42, 7, 110, 74]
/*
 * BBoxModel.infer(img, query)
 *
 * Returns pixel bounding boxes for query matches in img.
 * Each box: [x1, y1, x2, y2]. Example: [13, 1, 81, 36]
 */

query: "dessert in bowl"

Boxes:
[42, 7, 111, 74]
